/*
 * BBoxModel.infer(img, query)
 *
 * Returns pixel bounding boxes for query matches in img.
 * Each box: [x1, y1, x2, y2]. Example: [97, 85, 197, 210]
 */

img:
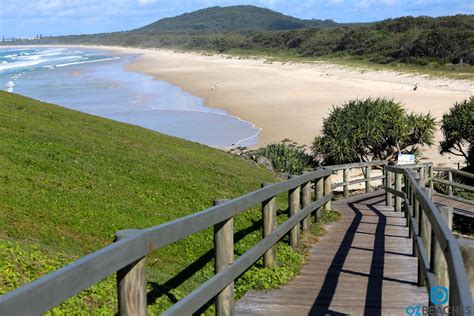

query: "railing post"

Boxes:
[395, 173, 402, 212]
[324, 172, 332, 211]
[404, 176, 410, 232]
[316, 177, 324, 221]
[458, 240, 474, 305]
[405, 175, 410, 205]
[261, 182, 277, 267]
[115, 229, 147, 316]
[419, 166, 426, 187]
[386, 170, 393, 207]
[289, 176, 301, 249]
[413, 184, 420, 257]
[301, 177, 312, 232]
[432, 206, 452, 303]
[213, 199, 234, 316]
[365, 166, 371, 193]
[343, 168, 349, 198]
[410, 186, 416, 261]
[428, 165, 434, 190]
[418, 188, 433, 287]
[447, 170, 453, 196]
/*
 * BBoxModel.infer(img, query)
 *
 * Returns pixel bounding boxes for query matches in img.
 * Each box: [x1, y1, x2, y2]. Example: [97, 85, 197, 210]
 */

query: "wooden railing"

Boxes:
[430, 167, 474, 211]
[3, 160, 471, 315]
[328, 160, 388, 197]
[0, 168, 335, 315]
[385, 164, 473, 312]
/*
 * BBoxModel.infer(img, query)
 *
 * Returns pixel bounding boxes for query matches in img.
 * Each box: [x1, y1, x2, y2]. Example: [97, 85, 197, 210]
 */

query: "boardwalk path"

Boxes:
[236, 191, 429, 315]
[434, 194, 474, 218]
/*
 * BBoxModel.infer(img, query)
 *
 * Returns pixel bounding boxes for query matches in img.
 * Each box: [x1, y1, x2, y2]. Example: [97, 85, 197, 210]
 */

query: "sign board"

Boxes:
[397, 154, 415, 165]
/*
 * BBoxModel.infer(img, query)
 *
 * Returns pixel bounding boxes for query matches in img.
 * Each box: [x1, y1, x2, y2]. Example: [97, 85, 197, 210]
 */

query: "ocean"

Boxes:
[0, 47, 260, 148]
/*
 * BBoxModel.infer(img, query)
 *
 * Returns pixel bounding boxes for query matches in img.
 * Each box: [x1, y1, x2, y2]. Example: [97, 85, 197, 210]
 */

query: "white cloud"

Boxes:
[1, 0, 472, 37]
[356, 0, 400, 8]
[138, 0, 158, 4]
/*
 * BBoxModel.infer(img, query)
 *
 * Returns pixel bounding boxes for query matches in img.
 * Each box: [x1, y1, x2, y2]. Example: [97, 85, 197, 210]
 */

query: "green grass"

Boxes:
[0, 92, 339, 314]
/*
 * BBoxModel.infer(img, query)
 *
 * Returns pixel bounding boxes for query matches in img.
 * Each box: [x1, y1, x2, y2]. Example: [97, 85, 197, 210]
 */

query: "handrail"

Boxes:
[385, 165, 473, 311]
[163, 195, 332, 315]
[0, 168, 333, 315]
[326, 160, 387, 171]
[325, 161, 388, 198]
[431, 178, 474, 192]
[433, 167, 474, 180]
[430, 167, 474, 206]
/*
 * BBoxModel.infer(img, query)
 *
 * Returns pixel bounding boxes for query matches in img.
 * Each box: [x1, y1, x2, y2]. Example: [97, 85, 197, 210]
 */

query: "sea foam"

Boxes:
[55, 57, 120, 68]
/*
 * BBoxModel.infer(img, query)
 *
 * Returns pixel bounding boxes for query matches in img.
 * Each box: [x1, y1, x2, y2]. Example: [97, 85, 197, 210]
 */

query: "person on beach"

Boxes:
[413, 83, 418, 91]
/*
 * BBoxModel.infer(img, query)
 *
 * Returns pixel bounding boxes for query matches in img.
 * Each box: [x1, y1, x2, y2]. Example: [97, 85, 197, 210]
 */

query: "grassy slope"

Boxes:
[0, 92, 310, 313]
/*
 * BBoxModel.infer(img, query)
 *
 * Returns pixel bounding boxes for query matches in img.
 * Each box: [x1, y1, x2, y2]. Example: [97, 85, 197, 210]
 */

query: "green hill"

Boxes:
[0, 92, 308, 313]
[22, 7, 473, 70]
[133, 5, 338, 33]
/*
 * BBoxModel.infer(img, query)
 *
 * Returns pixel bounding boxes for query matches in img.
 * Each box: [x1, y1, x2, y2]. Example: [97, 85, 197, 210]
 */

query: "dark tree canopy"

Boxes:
[439, 96, 474, 166]
[312, 98, 436, 164]
[134, 5, 337, 33]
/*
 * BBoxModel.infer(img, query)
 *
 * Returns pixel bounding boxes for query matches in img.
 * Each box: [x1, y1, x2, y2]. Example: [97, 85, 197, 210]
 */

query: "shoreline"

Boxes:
[121, 46, 473, 167]
[3, 44, 473, 166]
[1, 45, 261, 149]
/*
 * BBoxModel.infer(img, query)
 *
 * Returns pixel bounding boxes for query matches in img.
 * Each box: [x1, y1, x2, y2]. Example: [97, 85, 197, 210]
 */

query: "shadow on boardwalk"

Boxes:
[236, 191, 428, 315]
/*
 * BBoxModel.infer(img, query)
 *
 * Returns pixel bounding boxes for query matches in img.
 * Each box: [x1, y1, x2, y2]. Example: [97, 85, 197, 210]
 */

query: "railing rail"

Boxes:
[327, 160, 388, 198]
[385, 164, 473, 312]
[430, 167, 474, 208]
[0, 168, 335, 315]
[4, 160, 470, 315]
[163, 195, 332, 315]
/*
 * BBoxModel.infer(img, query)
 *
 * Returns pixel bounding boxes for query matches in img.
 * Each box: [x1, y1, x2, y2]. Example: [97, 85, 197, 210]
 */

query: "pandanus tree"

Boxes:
[439, 96, 474, 167]
[312, 98, 436, 165]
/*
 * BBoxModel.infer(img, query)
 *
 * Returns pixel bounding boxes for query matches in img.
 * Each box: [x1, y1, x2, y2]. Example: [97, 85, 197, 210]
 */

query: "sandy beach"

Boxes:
[6, 45, 474, 166]
[119, 46, 472, 167]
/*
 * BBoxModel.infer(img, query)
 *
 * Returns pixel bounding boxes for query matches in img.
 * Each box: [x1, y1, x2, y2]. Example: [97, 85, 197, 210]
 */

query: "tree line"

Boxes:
[18, 14, 474, 66]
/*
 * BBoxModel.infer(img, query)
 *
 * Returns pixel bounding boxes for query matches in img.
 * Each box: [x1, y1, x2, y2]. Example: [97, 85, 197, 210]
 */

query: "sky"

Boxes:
[1, 0, 473, 38]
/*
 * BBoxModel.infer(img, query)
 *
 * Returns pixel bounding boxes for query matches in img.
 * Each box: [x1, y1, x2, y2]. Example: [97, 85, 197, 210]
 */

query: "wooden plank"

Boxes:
[326, 160, 387, 171]
[236, 191, 429, 316]
[434, 168, 474, 180]
[433, 178, 474, 192]
[385, 165, 473, 309]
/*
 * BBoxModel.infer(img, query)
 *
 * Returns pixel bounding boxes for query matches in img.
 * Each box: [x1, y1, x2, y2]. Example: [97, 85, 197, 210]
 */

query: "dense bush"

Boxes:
[439, 96, 474, 167]
[312, 98, 436, 164]
[243, 140, 316, 175]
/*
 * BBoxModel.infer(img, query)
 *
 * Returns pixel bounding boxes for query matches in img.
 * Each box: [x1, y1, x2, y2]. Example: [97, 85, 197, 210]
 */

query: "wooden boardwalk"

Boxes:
[236, 191, 429, 315]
